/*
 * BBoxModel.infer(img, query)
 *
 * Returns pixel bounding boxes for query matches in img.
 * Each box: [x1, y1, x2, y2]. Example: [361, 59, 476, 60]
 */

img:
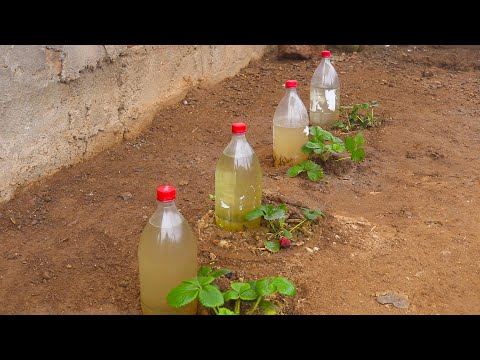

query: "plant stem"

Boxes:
[335, 157, 351, 161]
[289, 219, 307, 233]
[212, 307, 219, 315]
[268, 220, 277, 233]
[247, 296, 263, 315]
[235, 299, 241, 314]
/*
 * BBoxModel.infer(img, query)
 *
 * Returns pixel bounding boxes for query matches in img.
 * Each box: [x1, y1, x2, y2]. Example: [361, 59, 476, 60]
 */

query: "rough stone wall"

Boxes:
[0, 45, 272, 203]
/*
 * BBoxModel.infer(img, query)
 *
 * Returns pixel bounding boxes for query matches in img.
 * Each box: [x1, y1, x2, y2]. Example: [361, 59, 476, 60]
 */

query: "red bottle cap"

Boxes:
[157, 185, 176, 202]
[285, 80, 297, 88]
[321, 50, 331, 58]
[232, 122, 246, 134]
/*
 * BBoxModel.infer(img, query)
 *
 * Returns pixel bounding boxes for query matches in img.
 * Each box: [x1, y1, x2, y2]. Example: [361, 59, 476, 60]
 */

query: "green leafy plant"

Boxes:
[287, 126, 366, 182]
[167, 266, 297, 315]
[286, 160, 324, 181]
[245, 203, 325, 253]
[334, 100, 380, 132]
[345, 133, 366, 162]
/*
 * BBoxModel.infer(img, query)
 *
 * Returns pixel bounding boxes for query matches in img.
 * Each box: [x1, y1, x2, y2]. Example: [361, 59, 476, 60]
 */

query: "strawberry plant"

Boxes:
[244, 203, 325, 253]
[334, 100, 380, 132]
[167, 266, 296, 315]
[287, 126, 366, 182]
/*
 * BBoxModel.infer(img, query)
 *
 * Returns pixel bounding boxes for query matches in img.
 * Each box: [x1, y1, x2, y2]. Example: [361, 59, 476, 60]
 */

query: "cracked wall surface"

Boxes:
[0, 45, 272, 203]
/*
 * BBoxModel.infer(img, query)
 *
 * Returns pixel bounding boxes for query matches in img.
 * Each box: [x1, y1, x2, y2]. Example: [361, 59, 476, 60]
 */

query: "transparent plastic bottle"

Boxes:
[138, 185, 198, 315]
[273, 79, 309, 167]
[215, 122, 262, 231]
[310, 50, 340, 128]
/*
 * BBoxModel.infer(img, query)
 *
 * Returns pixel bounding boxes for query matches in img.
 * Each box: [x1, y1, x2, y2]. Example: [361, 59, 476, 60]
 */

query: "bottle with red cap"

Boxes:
[272, 79, 309, 167]
[138, 185, 198, 315]
[310, 50, 340, 127]
[215, 122, 262, 231]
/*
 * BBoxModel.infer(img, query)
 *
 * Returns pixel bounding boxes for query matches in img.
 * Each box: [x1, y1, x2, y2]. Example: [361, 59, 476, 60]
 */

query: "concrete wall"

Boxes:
[0, 45, 272, 203]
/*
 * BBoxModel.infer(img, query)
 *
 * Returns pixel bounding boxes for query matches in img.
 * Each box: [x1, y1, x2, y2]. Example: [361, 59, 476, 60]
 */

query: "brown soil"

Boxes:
[1, 45, 479, 315]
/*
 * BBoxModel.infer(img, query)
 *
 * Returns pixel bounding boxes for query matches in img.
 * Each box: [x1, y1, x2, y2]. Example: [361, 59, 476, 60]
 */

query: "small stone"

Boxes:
[178, 180, 189, 186]
[218, 240, 230, 248]
[7, 252, 19, 260]
[66, 264, 72, 269]
[441, 250, 451, 256]
[119, 281, 128, 288]
[209, 252, 217, 261]
[42, 271, 51, 280]
[120, 192, 133, 201]
[306, 247, 314, 253]
[375, 291, 410, 309]
[422, 69, 434, 78]
[183, 100, 188, 105]
[313, 247, 319, 251]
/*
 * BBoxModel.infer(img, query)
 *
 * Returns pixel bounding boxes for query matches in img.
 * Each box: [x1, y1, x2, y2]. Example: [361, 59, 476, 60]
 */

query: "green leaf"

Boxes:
[259, 300, 278, 315]
[271, 277, 296, 297]
[329, 143, 346, 153]
[303, 160, 319, 171]
[302, 144, 314, 155]
[263, 208, 285, 221]
[351, 148, 365, 162]
[182, 278, 201, 287]
[360, 102, 369, 110]
[354, 132, 365, 146]
[218, 307, 236, 315]
[167, 282, 200, 308]
[344, 136, 355, 153]
[239, 288, 257, 301]
[210, 269, 230, 279]
[199, 284, 224, 308]
[198, 276, 215, 286]
[197, 266, 212, 277]
[264, 240, 280, 253]
[231, 282, 250, 294]
[305, 141, 323, 149]
[255, 278, 277, 297]
[244, 207, 266, 221]
[223, 289, 239, 301]
[287, 164, 305, 177]
[247, 280, 257, 291]
[278, 204, 288, 213]
[307, 169, 323, 182]
[280, 228, 293, 239]
[302, 208, 323, 221]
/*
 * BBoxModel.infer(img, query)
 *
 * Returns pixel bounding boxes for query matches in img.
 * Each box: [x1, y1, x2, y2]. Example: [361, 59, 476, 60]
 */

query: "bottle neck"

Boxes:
[156, 200, 177, 211]
[322, 57, 331, 65]
[232, 133, 246, 141]
[286, 88, 297, 94]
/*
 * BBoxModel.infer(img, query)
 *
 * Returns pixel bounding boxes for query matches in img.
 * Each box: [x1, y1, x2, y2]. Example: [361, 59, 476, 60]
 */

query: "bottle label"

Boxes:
[310, 89, 337, 112]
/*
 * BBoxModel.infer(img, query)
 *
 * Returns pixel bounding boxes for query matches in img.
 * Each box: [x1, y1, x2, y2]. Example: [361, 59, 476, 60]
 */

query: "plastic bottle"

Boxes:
[273, 79, 309, 167]
[138, 185, 198, 315]
[215, 122, 262, 231]
[310, 50, 340, 128]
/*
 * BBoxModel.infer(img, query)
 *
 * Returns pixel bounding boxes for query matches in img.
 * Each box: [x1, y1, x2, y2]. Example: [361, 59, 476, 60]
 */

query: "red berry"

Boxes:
[279, 237, 292, 248]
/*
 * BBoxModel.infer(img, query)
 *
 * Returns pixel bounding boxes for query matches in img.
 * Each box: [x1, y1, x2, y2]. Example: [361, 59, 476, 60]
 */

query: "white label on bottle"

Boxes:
[303, 126, 309, 135]
[311, 96, 320, 112]
[220, 200, 230, 209]
[325, 89, 336, 111]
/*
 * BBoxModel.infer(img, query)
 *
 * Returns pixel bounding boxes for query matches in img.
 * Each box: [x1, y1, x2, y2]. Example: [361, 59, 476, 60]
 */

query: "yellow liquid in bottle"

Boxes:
[138, 207, 198, 315]
[273, 124, 309, 167]
[215, 148, 262, 231]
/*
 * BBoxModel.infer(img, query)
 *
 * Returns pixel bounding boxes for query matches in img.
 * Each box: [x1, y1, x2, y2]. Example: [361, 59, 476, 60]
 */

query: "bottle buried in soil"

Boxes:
[310, 50, 340, 128]
[215, 122, 262, 231]
[273, 79, 309, 167]
[138, 185, 198, 315]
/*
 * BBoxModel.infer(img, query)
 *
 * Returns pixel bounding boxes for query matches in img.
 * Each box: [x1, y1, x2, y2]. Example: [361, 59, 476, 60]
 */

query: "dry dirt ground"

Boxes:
[1, 45, 479, 315]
